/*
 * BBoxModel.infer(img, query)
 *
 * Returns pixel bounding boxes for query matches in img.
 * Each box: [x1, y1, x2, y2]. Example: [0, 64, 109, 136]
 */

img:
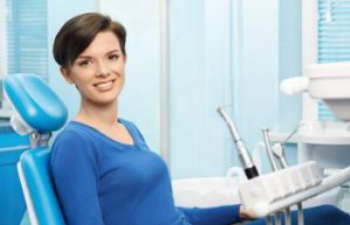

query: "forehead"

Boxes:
[80, 31, 121, 56]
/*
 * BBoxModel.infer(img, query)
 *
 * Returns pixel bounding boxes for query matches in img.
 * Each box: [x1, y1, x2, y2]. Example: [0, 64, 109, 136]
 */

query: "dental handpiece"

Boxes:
[272, 143, 289, 169]
[217, 107, 259, 179]
[262, 129, 295, 225]
[262, 129, 279, 171]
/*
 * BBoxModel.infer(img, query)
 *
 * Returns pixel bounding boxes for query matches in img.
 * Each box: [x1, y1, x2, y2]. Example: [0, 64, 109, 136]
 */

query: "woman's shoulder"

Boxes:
[51, 122, 96, 160]
[50, 122, 99, 173]
[54, 121, 92, 144]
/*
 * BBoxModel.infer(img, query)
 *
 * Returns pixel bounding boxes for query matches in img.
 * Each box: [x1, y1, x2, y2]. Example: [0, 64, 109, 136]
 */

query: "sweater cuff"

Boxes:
[230, 204, 242, 223]
[178, 204, 242, 225]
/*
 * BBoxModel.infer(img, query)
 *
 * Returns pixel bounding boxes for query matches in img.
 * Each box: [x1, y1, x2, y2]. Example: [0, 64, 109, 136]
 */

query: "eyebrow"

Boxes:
[77, 49, 121, 60]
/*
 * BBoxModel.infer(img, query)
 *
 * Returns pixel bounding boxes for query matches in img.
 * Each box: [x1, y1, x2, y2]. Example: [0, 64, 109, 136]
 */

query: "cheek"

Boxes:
[73, 69, 94, 81]
[116, 60, 126, 74]
[71, 75, 94, 92]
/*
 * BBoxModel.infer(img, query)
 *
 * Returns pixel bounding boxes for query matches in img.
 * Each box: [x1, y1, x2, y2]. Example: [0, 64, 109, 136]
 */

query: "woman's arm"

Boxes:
[50, 131, 105, 225]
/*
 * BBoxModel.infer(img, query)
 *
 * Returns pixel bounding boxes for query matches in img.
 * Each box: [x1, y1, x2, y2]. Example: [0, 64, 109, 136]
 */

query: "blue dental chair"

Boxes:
[4, 74, 68, 225]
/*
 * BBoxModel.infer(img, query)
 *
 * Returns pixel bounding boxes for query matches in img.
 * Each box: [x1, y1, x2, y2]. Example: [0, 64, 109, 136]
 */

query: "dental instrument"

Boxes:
[271, 142, 296, 225]
[261, 129, 286, 225]
[217, 107, 259, 179]
[272, 143, 289, 169]
[262, 129, 279, 171]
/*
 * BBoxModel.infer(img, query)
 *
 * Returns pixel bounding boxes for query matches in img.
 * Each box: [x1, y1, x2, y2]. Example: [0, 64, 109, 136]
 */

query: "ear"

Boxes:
[60, 67, 74, 84]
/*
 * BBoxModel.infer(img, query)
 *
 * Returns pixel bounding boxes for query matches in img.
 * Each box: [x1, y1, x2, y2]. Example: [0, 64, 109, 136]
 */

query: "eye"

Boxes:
[109, 54, 120, 61]
[78, 60, 92, 67]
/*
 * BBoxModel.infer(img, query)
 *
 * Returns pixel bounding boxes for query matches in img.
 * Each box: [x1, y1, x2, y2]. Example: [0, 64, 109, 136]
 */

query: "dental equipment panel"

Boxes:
[217, 107, 259, 179]
[236, 62, 350, 224]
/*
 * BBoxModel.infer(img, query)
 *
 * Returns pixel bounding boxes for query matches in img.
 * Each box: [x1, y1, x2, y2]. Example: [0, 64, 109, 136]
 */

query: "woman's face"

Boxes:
[61, 31, 126, 106]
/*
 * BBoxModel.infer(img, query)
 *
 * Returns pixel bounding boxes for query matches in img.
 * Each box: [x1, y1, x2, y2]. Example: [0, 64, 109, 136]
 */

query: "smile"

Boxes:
[93, 79, 115, 91]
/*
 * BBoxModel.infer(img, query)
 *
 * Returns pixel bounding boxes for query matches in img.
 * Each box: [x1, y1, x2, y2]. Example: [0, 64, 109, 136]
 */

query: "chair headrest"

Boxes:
[4, 74, 68, 134]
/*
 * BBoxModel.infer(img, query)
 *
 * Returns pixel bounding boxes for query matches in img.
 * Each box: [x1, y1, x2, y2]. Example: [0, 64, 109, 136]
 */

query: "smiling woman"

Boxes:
[53, 13, 132, 144]
[50, 12, 246, 225]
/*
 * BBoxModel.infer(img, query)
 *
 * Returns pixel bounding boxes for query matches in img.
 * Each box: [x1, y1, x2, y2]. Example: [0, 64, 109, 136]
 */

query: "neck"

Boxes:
[75, 99, 119, 128]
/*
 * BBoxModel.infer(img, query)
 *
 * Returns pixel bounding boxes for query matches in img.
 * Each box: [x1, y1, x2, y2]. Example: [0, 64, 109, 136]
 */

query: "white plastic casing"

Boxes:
[238, 161, 324, 213]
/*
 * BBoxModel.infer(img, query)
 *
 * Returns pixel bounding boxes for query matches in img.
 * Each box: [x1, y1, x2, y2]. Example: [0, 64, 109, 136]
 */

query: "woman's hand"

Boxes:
[239, 205, 259, 220]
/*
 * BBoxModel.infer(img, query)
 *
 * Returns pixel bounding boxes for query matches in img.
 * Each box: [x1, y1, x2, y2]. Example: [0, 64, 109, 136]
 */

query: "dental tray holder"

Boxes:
[238, 161, 350, 217]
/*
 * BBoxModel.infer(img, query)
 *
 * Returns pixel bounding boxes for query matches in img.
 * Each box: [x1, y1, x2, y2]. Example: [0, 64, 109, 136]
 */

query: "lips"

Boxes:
[93, 79, 115, 91]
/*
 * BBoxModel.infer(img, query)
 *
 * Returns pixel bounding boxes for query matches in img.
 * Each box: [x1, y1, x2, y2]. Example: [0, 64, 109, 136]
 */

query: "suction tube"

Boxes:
[217, 107, 259, 179]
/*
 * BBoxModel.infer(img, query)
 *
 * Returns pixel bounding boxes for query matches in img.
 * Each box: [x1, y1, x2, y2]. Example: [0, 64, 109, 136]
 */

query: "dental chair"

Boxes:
[3, 74, 68, 225]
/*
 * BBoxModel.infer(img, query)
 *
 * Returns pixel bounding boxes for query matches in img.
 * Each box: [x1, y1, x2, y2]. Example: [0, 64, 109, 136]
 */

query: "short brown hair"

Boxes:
[53, 12, 127, 68]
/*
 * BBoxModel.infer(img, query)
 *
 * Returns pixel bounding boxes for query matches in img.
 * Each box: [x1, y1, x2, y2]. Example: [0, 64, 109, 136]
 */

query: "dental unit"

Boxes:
[218, 62, 350, 224]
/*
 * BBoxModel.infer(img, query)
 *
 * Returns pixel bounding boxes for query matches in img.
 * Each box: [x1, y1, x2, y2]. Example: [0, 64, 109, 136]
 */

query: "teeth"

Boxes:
[95, 81, 113, 91]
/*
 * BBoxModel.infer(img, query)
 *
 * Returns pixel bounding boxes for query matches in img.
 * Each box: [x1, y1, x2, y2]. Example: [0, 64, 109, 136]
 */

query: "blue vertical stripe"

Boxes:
[317, 0, 350, 121]
[6, 0, 48, 81]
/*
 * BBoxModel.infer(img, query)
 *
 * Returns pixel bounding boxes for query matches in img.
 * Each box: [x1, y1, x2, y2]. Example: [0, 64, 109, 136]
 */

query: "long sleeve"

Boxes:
[178, 205, 242, 225]
[50, 130, 105, 225]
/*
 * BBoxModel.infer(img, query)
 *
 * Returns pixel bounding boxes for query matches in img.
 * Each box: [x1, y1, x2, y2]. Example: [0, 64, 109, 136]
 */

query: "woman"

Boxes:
[50, 12, 350, 225]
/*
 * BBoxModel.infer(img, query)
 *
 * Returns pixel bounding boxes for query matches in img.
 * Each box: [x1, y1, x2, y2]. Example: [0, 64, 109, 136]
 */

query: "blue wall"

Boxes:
[279, 0, 302, 132]
[233, 0, 301, 172]
[168, 0, 235, 178]
[236, 0, 280, 153]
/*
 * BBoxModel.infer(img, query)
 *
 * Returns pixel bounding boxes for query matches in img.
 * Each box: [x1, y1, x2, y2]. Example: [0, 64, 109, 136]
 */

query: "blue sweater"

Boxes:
[50, 119, 241, 225]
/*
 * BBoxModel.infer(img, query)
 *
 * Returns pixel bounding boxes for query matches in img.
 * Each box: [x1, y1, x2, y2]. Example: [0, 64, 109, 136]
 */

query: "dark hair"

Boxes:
[53, 12, 127, 68]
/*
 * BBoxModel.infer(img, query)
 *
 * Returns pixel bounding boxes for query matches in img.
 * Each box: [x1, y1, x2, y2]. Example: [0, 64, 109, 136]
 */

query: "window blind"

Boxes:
[0, 0, 7, 108]
[317, 0, 350, 121]
[0, 0, 7, 76]
[7, 0, 48, 81]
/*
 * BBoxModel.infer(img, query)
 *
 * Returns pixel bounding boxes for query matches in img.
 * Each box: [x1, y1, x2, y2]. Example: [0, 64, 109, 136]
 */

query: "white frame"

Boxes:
[159, 0, 170, 164]
[17, 162, 39, 225]
[302, 0, 319, 122]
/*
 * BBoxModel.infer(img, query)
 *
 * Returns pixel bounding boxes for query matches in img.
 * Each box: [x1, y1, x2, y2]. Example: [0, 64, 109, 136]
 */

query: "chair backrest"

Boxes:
[17, 148, 66, 225]
[3, 74, 68, 225]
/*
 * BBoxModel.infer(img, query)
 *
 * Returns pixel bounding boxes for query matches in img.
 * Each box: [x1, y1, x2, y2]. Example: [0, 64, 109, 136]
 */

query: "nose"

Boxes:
[96, 60, 110, 77]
